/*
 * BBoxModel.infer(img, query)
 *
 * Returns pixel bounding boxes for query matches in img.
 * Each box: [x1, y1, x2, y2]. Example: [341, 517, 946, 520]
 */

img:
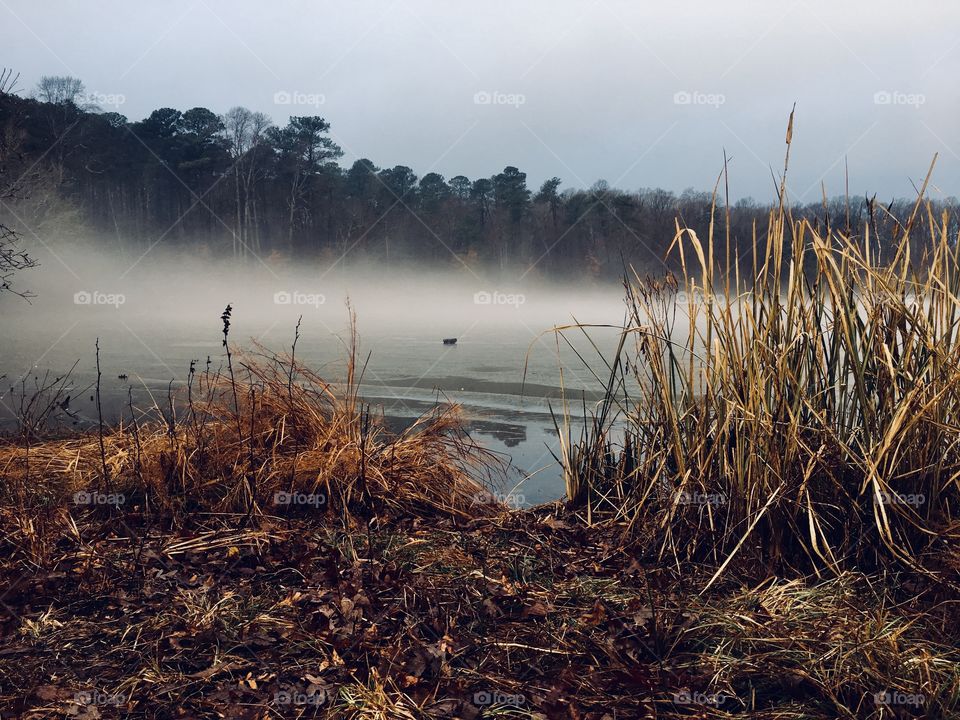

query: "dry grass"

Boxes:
[1, 503, 957, 718]
[668, 572, 960, 718]
[552, 143, 960, 585]
[0, 319, 500, 570]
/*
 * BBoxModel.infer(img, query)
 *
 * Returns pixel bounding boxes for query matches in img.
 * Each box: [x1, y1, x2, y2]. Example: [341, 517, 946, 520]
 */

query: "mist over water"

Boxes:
[2, 243, 629, 503]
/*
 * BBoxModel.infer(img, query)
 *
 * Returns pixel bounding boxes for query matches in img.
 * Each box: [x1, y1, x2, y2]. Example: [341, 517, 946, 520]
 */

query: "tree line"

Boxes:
[1, 74, 953, 285]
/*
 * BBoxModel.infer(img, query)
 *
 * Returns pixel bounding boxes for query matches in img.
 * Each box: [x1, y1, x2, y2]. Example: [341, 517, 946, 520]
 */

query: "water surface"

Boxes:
[1, 250, 629, 504]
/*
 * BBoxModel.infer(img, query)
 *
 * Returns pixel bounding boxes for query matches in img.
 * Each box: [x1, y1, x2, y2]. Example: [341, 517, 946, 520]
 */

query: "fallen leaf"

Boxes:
[581, 599, 607, 627]
[521, 600, 553, 619]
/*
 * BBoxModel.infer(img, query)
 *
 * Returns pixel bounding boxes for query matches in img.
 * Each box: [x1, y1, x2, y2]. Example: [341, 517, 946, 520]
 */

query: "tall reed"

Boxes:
[556, 155, 960, 579]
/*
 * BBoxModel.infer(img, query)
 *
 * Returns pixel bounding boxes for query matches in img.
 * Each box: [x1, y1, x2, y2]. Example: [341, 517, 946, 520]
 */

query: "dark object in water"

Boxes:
[118, 374, 128, 380]
[442, 338, 458, 345]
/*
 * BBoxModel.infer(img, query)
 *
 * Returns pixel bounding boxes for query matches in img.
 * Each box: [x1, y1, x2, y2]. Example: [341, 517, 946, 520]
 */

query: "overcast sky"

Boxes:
[3, 0, 958, 201]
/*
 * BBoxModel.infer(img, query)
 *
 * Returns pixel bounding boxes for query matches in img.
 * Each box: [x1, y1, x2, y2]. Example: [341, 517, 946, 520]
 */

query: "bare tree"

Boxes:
[0, 69, 38, 297]
[0, 68, 19, 94]
[0, 223, 38, 298]
[222, 106, 272, 257]
[34, 75, 86, 105]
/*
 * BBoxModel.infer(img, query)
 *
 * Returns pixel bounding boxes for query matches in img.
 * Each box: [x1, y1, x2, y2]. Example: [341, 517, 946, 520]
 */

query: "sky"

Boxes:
[3, 0, 959, 202]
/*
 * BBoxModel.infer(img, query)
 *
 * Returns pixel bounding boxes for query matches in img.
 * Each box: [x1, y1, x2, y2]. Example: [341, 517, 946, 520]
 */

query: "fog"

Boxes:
[2, 243, 631, 503]
[4, 242, 626, 364]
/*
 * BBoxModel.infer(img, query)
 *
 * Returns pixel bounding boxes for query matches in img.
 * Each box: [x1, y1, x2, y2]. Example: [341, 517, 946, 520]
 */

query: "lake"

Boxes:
[1, 250, 628, 505]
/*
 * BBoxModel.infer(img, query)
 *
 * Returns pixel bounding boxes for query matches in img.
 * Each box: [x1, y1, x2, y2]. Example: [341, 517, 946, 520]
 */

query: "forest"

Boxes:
[2, 75, 949, 282]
